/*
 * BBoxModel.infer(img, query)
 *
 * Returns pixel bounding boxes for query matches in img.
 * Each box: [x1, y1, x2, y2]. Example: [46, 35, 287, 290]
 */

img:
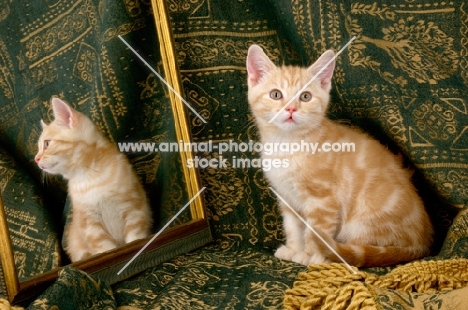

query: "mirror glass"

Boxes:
[0, 0, 209, 304]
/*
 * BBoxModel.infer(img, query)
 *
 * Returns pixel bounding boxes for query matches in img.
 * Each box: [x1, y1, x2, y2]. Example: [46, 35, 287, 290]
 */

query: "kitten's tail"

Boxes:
[315, 231, 430, 267]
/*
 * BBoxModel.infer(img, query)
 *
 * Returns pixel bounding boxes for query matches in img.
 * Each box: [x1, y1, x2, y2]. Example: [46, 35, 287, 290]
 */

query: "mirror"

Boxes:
[0, 0, 211, 305]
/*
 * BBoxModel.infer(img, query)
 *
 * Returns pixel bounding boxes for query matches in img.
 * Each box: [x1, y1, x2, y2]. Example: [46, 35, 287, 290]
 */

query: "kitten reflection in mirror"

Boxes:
[35, 98, 152, 262]
[246, 45, 433, 267]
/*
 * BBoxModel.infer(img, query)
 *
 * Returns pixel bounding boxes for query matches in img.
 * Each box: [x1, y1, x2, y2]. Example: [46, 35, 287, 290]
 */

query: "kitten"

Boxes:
[246, 45, 433, 267]
[35, 98, 152, 262]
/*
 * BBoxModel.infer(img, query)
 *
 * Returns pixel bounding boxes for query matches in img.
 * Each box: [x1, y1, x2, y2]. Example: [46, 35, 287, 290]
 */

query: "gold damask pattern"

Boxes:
[167, 0, 211, 18]
[113, 238, 306, 309]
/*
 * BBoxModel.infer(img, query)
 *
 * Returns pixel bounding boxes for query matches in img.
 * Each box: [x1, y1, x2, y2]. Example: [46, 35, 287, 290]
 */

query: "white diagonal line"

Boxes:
[268, 36, 356, 124]
[118, 35, 207, 124]
[269, 186, 357, 274]
[117, 187, 206, 275]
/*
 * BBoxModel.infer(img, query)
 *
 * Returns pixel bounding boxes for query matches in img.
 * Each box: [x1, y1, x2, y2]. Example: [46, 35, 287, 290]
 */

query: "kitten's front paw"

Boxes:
[92, 239, 119, 254]
[290, 252, 330, 265]
[308, 253, 330, 265]
[275, 245, 297, 261]
[125, 231, 149, 244]
[67, 249, 91, 263]
[292, 252, 311, 265]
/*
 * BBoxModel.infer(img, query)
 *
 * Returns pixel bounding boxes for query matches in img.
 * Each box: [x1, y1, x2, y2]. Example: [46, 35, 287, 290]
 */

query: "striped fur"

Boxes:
[247, 45, 433, 267]
[35, 98, 152, 262]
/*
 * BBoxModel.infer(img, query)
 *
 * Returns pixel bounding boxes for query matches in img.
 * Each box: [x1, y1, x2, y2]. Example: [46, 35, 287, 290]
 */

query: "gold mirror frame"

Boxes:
[0, 0, 211, 305]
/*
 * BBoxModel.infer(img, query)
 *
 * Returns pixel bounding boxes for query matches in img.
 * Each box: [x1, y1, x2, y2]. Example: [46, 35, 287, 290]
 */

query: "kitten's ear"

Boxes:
[308, 50, 335, 92]
[246, 45, 276, 88]
[51, 98, 76, 128]
[40, 119, 48, 129]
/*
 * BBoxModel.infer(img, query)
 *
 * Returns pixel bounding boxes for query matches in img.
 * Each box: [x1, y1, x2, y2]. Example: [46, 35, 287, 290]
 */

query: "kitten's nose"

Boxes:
[285, 105, 297, 113]
[34, 155, 40, 163]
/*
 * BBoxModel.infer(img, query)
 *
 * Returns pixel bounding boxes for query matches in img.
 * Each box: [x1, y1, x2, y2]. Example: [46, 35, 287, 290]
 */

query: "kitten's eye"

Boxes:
[44, 140, 51, 150]
[270, 89, 283, 100]
[300, 91, 312, 102]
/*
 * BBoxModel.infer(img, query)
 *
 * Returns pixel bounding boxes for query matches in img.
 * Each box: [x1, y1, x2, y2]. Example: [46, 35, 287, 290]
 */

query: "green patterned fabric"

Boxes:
[1, 0, 468, 309]
[0, 148, 61, 281]
[27, 267, 116, 310]
[113, 240, 304, 309]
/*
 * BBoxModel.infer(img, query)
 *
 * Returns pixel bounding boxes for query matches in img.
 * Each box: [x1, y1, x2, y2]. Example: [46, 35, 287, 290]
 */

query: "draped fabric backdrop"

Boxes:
[0, 0, 467, 309]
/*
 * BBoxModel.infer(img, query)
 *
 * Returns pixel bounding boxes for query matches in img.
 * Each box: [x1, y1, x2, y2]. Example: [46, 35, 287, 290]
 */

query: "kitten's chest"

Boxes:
[261, 150, 335, 211]
[262, 154, 306, 189]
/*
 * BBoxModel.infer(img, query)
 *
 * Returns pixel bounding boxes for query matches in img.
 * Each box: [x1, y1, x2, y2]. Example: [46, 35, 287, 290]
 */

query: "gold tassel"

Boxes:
[284, 259, 468, 309]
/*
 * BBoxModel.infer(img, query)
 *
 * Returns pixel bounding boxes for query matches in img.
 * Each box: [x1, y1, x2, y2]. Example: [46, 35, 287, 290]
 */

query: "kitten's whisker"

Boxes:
[40, 172, 53, 187]
[118, 35, 207, 124]
[269, 186, 357, 274]
[268, 36, 356, 124]
[116, 186, 206, 276]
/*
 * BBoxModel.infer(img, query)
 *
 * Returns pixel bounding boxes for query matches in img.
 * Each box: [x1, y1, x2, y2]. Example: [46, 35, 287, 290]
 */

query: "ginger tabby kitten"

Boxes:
[246, 45, 433, 267]
[35, 98, 152, 262]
